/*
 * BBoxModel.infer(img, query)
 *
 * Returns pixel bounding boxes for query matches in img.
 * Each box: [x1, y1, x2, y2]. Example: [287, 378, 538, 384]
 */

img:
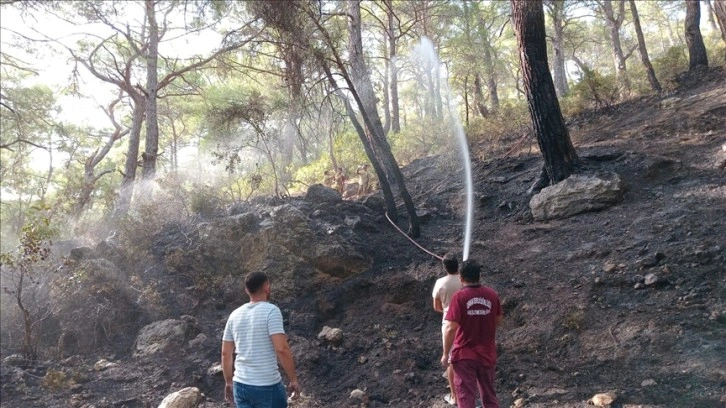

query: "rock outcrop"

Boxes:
[134, 317, 199, 358]
[529, 172, 626, 221]
[170, 200, 372, 301]
[158, 387, 201, 408]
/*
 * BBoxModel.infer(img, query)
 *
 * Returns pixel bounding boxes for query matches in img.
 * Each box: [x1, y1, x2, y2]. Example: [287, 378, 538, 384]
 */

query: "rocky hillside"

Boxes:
[1, 70, 724, 408]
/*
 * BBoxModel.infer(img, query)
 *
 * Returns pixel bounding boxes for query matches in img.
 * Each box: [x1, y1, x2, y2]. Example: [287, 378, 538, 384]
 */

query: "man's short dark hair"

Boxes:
[459, 259, 482, 283]
[245, 272, 269, 294]
[442, 253, 459, 274]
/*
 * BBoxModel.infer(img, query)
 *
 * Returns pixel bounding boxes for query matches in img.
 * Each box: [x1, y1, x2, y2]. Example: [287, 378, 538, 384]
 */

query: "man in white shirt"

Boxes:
[221, 272, 300, 407]
[432, 253, 462, 406]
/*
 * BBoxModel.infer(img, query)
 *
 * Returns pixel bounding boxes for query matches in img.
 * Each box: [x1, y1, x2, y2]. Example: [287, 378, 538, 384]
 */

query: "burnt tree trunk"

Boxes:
[685, 0, 709, 70]
[473, 73, 489, 117]
[629, 0, 662, 93]
[511, 0, 579, 192]
[347, 0, 419, 236]
[483, 46, 500, 111]
[115, 96, 145, 217]
[319, 55, 397, 222]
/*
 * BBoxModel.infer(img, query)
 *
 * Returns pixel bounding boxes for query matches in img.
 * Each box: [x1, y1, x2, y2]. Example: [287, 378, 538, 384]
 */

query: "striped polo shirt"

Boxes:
[222, 301, 285, 386]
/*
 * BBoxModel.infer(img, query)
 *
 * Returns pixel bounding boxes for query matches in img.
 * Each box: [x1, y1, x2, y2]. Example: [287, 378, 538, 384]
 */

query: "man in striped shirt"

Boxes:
[222, 272, 300, 407]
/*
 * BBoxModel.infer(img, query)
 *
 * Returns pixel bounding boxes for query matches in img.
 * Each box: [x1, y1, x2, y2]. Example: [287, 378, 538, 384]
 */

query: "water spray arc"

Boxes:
[414, 37, 474, 261]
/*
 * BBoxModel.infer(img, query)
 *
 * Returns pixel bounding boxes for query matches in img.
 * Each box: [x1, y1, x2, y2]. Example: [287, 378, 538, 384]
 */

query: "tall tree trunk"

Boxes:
[483, 46, 500, 111]
[686, 0, 709, 70]
[473, 73, 489, 117]
[143, 0, 159, 179]
[319, 56, 397, 222]
[115, 98, 145, 217]
[704, 0, 720, 32]
[629, 0, 662, 93]
[511, 0, 579, 192]
[382, 33, 391, 135]
[463, 74, 470, 127]
[712, 0, 726, 54]
[549, 0, 569, 96]
[347, 0, 419, 236]
[385, 0, 401, 133]
[434, 58, 443, 120]
[601, 0, 630, 92]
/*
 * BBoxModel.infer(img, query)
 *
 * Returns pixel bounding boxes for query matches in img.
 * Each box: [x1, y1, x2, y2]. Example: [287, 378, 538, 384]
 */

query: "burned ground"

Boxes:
[0, 71, 724, 408]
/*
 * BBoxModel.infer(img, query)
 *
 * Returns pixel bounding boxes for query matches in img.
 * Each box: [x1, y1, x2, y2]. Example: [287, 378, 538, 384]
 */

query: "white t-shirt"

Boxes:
[222, 302, 285, 386]
[432, 274, 462, 322]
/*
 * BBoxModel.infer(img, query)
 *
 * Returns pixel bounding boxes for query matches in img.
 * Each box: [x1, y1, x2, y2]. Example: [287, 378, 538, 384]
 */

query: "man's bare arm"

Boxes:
[271, 333, 300, 397]
[221, 341, 235, 402]
[433, 297, 444, 313]
[442, 320, 459, 358]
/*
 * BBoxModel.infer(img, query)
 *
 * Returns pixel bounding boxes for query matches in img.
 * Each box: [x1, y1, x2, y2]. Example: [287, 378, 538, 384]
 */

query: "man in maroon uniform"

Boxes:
[441, 259, 503, 408]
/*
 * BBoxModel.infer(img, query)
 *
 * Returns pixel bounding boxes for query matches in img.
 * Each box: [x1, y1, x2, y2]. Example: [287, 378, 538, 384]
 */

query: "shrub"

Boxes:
[652, 45, 689, 90]
[0, 205, 59, 361]
[466, 103, 532, 156]
[390, 118, 453, 165]
[568, 67, 619, 110]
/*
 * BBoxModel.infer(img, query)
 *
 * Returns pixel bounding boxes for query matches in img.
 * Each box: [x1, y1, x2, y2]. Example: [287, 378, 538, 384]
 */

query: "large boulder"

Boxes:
[178, 204, 371, 301]
[305, 184, 342, 203]
[158, 387, 201, 408]
[529, 172, 625, 221]
[134, 316, 199, 358]
[52, 259, 141, 355]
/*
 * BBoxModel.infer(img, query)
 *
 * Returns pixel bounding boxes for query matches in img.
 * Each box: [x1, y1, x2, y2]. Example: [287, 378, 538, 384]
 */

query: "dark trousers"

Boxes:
[233, 381, 287, 408]
[452, 359, 499, 408]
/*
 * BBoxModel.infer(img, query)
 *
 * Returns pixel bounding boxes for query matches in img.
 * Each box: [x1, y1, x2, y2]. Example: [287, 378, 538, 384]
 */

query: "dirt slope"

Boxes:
[1, 70, 723, 408]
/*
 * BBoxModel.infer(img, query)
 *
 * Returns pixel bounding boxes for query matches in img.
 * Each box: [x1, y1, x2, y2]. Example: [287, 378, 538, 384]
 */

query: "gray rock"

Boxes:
[349, 389, 368, 402]
[644, 273, 658, 286]
[603, 262, 617, 273]
[529, 172, 625, 221]
[158, 387, 201, 408]
[588, 391, 617, 406]
[318, 326, 344, 345]
[362, 195, 385, 212]
[641, 379, 657, 387]
[69, 247, 99, 261]
[134, 317, 199, 358]
[187, 333, 207, 348]
[52, 259, 139, 354]
[207, 364, 222, 377]
[93, 359, 117, 371]
[1, 354, 24, 367]
[305, 184, 342, 203]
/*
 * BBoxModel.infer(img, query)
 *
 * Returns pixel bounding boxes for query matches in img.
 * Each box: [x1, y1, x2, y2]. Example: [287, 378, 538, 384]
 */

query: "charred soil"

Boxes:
[1, 70, 724, 408]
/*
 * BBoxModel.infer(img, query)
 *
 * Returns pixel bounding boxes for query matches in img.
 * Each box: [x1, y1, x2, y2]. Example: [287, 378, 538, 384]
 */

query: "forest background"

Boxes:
[1, 0, 724, 249]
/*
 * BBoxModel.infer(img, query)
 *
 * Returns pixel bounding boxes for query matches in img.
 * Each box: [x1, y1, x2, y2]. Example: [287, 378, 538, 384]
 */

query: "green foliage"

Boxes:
[567, 67, 619, 111]
[466, 103, 532, 157]
[390, 118, 452, 165]
[652, 46, 689, 89]
[292, 156, 331, 192]
[562, 310, 584, 331]
[189, 182, 225, 218]
[0, 204, 58, 361]
[42, 369, 75, 390]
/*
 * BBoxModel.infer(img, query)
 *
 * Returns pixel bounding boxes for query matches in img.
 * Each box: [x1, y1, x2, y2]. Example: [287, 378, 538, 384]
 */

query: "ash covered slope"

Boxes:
[1, 70, 724, 408]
